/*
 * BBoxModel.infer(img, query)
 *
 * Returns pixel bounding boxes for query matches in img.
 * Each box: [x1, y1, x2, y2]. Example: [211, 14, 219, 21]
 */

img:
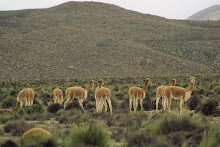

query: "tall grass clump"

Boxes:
[199, 131, 218, 147]
[64, 122, 110, 147]
[150, 114, 206, 146]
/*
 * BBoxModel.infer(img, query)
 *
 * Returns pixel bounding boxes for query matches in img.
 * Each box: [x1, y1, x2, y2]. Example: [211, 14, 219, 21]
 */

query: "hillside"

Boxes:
[188, 5, 220, 20]
[0, 2, 220, 80]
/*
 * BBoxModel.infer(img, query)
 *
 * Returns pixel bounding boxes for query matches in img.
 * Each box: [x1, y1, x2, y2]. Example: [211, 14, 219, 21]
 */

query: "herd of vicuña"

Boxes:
[12, 77, 196, 114]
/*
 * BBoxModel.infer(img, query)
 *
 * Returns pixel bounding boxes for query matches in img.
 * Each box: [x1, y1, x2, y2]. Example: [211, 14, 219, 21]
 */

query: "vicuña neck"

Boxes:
[171, 81, 176, 86]
[85, 82, 93, 91]
[98, 82, 102, 88]
[143, 81, 150, 91]
[189, 82, 194, 92]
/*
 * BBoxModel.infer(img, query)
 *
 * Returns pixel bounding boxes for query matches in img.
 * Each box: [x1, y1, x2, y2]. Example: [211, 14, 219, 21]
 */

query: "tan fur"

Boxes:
[22, 128, 51, 144]
[53, 88, 63, 105]
[64, 80, 94, 111]
[95, 79, 112, 114]
[156, 79, 176, 111]
[162, 77, 195, 114]
[128, 78, 151, 113]
[12, 88, 35, 113]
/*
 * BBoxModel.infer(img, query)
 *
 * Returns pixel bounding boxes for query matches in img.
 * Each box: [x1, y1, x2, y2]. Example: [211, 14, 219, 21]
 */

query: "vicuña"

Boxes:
[128, 78, 151, 113]
[95, 79, 112, 114]
[162, 77, 196, 114]
[12, 88, 35, 113]
[64, 80, 94, 111]
[156, 79, 176, 111]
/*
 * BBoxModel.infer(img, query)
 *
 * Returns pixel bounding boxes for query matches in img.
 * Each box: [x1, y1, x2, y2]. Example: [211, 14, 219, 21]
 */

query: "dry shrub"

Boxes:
[143, 99, 154, 110]
[21, 128, 52, 146]
[4, 119, 35, 136]
[0, 139, 17, 147]
[64, 99, 81, 110]
[187, 95, 201, 111]
[47, 103, 62, 113]
[127, 133, 167, 147]
[120, 98, 129, 110]
[39, 139, 58, 147]
[155, 114, 206, 146]
[201, 98, 219, 116]
[119, 113, 147, 128]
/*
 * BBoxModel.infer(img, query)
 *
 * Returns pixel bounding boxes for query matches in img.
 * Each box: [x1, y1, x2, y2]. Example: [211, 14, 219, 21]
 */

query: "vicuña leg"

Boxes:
[129, 96, 132, 112]
[64, 98, 72, 109]
[167, 97, 172, 112]
[103, 98, 108, 112]
[78, 98, 84, 112]
[133, 97, 137, 113]
[140, 98, 143, 111]
[107, 97, 112, 115]
[156, 96, 160, 112]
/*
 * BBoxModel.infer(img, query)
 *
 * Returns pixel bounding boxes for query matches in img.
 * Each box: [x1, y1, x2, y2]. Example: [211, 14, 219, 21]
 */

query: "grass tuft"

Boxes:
[64, 122, 110, 147]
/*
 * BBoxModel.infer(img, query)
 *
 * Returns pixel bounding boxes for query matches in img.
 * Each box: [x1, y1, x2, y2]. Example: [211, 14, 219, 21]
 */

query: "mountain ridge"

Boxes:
[188, 5, 220, 20]
[0, 2, 219, 80]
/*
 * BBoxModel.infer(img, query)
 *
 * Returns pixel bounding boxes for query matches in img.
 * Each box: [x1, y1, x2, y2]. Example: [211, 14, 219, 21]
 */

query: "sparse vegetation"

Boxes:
[0, 2, 219, 80]
[4, 119, 35, 136]
[0, 75, 219, 146]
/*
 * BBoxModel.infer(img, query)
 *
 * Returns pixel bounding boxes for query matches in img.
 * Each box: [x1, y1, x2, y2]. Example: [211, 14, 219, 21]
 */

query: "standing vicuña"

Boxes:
[64, 80, 94, 111]
[162, 77, 195, 114]
[128, 78, 151, 113]
[95, 79, 112, 114]
[156, 79, 176, 111]
[53, 88, 63, 105]
[12, 88, 35, 113]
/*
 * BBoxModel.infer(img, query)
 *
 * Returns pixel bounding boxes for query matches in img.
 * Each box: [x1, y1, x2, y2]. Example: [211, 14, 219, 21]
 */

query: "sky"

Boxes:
[0, 0, 220, 19]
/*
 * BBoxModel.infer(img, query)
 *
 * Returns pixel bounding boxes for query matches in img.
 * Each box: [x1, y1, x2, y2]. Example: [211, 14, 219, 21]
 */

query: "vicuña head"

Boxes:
[12, 88, 35, 113]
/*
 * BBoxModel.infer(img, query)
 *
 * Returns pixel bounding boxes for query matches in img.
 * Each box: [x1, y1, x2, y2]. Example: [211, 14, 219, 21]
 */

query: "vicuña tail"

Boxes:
[12, 101, 20, 113]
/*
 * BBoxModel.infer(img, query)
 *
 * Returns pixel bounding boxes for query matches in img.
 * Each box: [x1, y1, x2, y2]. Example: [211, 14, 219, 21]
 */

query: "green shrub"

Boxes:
[0, 97, 16, 108]
[26, 104, 44, 114]
[0, 113, 11, 124]
[64, 122, 110, 147]
[17, 108, 24, 115]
